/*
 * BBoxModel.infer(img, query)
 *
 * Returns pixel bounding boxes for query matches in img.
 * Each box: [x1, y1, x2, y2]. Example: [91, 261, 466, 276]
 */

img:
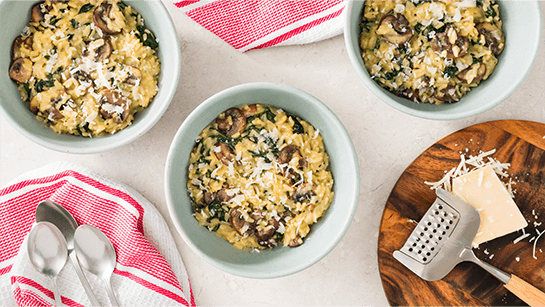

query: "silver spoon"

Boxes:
[74, 225, 120, 307]
[36, 201, 101, 306]
[27, 221, 68, 306]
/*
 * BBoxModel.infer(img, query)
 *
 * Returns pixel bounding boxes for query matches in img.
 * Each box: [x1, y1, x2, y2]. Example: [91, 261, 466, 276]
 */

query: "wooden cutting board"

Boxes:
[379, 120, 545, 306]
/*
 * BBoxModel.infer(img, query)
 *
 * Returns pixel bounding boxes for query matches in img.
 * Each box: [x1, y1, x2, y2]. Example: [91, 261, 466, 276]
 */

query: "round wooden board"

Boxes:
[379, 120, 545, 306]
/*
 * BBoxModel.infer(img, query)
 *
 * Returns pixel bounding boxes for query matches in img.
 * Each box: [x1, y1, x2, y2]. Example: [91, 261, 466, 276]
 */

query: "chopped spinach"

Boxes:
[22, 83, 32, 99]
[78, 3, 94, 14]
[374, 39, 381, 50]
[360, 19, 374, 32]
[117, 1, 128, 10]
[472, 55, 483, 64]
[397, 44, 409, 55]
[485, 6, 497, 18]
[208, 200, 227, 222]
[289, 115, 304, 134]
[443, 65, 458, 79]
[135, 25, 159, 51]
[263, 107, 276, 122]
[34, 77, 55, 93]
[383, 70, 399, 81]
[49, 16, 61, 26]
[414, 23, 424, 34]
[76, 122, 90, 135]
[70, 19, 79, 29]
[53, 66, 63, 75]
[435, 23, 450, 34]
[212, 129, 239, 148]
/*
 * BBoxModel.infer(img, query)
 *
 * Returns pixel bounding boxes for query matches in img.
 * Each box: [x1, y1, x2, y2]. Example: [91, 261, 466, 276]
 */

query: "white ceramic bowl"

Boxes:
[344, 1, 542, 120]
[0, 1, 180, 153]
[165, 83, 360, 278]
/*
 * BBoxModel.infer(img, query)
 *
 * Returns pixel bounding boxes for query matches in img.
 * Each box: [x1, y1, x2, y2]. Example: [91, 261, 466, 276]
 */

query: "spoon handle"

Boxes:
[104, 276, 120, 307]
[51, 275, 63, 306]
[69, 251, 101, 306]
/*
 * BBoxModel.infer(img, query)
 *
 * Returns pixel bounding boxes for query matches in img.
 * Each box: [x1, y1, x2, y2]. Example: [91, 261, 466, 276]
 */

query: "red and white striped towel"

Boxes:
[0, 161, 195, 306]
[174, 0, 345, 52]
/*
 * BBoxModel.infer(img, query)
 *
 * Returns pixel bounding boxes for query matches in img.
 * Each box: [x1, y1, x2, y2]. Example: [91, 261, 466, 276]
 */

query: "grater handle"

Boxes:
[461, 248, 545, 306]
[459, 248, 510, 283]
[505, 275, 545, 306]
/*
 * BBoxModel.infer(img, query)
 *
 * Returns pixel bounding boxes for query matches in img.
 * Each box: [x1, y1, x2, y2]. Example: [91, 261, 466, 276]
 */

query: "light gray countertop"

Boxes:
[2, 2, 545, 306]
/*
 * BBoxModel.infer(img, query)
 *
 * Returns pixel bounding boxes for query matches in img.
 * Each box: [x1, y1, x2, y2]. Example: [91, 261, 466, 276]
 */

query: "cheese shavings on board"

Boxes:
[452, 165, 528, 245]
[424, 149, 514, 194]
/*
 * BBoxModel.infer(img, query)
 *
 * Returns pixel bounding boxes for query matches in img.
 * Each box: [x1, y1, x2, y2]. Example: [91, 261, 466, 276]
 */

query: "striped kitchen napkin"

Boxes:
[174, 0, 345, 52]
[0, 161, 195, 306]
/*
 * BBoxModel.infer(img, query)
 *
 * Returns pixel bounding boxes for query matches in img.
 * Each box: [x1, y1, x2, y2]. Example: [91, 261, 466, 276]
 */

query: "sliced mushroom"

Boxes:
[82, 38, 112, 62]
[292, 183, 316, 203]
[377, 11, 413, 45]
[98, 89, 130, 123]
[51, 92, 76, 111]
[72, 70, 95, 89]
[12, 36, 33, 60]
[217, 188, 234, 203]
[9, 58, 33, 84]
[213, 142, 234, 165]
[476, 23, 504, 56]
[434, 85, 461, 103]
[229, 206, 254, 236]
[29, 90, 74, 117]
[456, 63, 487, 84]
[395, 88, 420, 102]
[123, 66, 142, 86]
[44, 107, 64, 121]
[249, 209, 264, 223]
[432, 26, 469, 59]
[288, 236, 303, 247]
[278, 145, 307, 177]
[215, 108, 246, 137]
[242, 104, 258, 118]
[255, 224, 278, 248]
[31, 2, 48, 23]
[278, 145, 299, 165]
[93, 3, 122, 35]
[281, 209, 295, 221]
[202, 190, 215, 206]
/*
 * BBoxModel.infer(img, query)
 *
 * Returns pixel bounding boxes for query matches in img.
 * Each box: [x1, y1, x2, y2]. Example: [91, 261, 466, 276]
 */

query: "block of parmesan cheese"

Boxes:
[452, 165, 528, 245]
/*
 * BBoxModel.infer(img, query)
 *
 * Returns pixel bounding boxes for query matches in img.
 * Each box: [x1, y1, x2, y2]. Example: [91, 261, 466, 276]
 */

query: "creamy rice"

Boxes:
[9, 0, 160, 137]
[359, 0, 504, 104]
[187, 104, 334, 250]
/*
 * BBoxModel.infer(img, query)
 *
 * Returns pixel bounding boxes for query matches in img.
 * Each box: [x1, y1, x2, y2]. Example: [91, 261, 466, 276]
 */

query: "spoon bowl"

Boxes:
[36, 201, 78, 250]
[35, 201, 100, 306]
[27, 221, 68, 306]
[75, 225, 120, 306]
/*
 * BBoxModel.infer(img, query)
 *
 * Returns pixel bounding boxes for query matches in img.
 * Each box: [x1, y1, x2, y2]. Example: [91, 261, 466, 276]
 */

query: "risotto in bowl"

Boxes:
[165, 83, 359, 278]
[344, 0, 542, 120]
[0, 0, 180, 153]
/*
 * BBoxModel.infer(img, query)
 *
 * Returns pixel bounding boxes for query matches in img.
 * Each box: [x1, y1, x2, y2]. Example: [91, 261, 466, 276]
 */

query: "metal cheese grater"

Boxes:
[393, 188, 510, 282]
[393, 189, 545, 305]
